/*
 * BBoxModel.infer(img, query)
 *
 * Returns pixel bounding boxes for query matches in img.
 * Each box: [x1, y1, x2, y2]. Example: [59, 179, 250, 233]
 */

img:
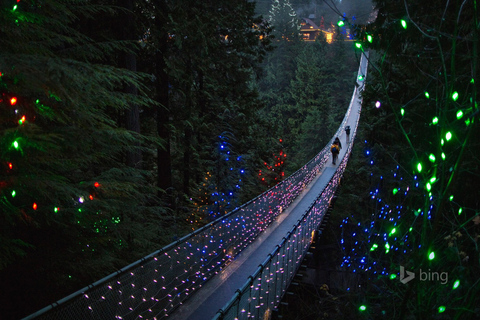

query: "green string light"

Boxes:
[359, 305, 367, 311]
[452, 280, 460, 289]
[441, 153, 446, 160]
[432, 116, 439, 124]
[12, 140, 19, 149]
[338, 20, 345, 27]
[355, 42, 362, 49]
[429, 154, 436, 162]
[456, 110, 464, 119]
[438, 306, 446, 313]
[424, 91, 430, 98]
[11, 190, 16, 197]
[367, 34, 373, 43]
[370, 244, 378, 251]
[390, 274, 397, 279]
[400, 19, 407, 29]
[446, 131, 452, 141]
[385, 242, 390, 253]
[409, 227, 413, 232]
[452, 91, 459, 101]
[392, 188, 399, 195]
[389, 228, 396, 236]
[449, 195, 454, 201]
[458, 207, 463, 215]
[426, 182, 432, 191]
[400, 108, 405, 116]
[417, 163, 422, 173]
[428, 251, 435, 260]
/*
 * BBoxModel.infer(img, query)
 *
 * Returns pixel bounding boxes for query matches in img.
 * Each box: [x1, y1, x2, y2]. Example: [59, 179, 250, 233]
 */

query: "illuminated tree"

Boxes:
[333, 0, 480, 318]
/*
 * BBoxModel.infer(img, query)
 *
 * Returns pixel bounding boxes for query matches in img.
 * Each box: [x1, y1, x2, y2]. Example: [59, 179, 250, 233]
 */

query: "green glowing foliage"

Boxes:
[359, 305, 367, 311]
[438, 306, 446, 313]
[400, 19, 407, 29]
[432, 116, 439, 124]
[367, 34, 373, 43]
[452, 91, 459, 101]
[429, 154, 436, 162]
[424, 91, 430, 98]
[338, 20, 345, 27]
[428, 251, 435, 260]
[453, 280, 460, 289]
[456, 110, 463, 119]
[446, 131, 452, 141]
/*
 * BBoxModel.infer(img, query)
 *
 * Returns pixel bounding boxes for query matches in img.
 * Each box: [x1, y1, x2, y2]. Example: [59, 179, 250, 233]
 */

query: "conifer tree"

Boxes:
[0, 1, 164, 318]
[331, 0, 480, 318]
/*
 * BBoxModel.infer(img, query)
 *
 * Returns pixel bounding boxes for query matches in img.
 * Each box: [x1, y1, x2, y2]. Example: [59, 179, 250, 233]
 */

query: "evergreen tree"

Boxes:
[0, 1, 164, 318]
[330, 0, 480, 318]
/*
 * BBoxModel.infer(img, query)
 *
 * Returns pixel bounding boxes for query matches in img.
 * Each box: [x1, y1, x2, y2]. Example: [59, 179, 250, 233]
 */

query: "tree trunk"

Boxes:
[155, 1, 173, 198]
[122, 0, 142, 168]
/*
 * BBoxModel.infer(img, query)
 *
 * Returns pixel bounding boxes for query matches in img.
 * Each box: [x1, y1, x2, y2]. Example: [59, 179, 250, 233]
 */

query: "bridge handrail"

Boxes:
[25, 52, 367, 320]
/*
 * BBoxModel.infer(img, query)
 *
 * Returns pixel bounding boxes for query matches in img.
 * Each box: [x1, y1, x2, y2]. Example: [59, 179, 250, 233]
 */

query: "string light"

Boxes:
[451, 91, 459, 101]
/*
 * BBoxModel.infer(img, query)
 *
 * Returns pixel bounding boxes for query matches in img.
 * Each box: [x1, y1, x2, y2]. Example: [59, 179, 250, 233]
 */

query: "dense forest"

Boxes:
[0, 0, 359, 319]
[275, 0, 480, 319]
[2, 0, 478, 319]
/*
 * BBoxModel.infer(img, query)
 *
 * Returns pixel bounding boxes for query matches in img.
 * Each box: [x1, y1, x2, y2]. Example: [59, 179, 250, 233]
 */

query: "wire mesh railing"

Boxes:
[24, 52, 367, 320]
[213, 82, 363, 320]
[212, 51, 367, 320]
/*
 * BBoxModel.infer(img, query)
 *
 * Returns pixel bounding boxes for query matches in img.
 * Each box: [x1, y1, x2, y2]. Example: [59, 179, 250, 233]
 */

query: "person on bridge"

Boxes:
[331, 137, 341, 165]
[334, 136, 342, 149]
[345, 125, 351, 142]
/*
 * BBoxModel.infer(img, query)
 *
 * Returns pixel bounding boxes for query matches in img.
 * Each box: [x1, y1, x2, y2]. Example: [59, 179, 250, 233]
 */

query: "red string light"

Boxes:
[33, 203, 37, 210]
[10, 97, 17, 105]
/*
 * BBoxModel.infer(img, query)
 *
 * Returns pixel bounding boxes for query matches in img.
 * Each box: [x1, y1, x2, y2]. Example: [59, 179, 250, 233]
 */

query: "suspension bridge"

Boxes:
[24, 52, 368, 320]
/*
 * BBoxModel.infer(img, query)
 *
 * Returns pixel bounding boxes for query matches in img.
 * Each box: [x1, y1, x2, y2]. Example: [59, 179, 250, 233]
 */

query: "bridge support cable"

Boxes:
[24, 52, 368, 320]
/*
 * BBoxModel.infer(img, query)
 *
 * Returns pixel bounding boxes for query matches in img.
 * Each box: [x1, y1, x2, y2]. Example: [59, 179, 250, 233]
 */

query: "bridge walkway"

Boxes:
[170, 87, 363, 320]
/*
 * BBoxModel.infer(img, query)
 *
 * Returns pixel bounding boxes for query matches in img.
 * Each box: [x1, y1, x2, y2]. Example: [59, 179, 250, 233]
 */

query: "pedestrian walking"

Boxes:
[345, 125, 351, 142]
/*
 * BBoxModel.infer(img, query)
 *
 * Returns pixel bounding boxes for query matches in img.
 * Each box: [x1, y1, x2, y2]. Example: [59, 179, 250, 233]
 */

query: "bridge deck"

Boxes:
[170, 91, 363, 320]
